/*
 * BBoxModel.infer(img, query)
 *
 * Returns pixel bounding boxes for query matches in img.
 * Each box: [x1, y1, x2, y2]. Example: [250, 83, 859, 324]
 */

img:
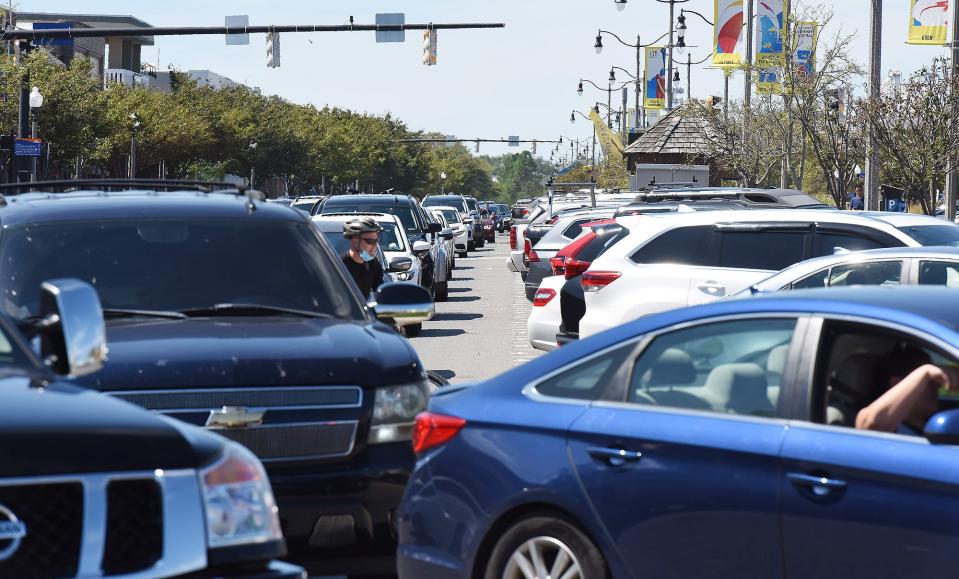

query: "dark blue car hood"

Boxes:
[0, 373, 223, 477]
[76, 316, 423, 392]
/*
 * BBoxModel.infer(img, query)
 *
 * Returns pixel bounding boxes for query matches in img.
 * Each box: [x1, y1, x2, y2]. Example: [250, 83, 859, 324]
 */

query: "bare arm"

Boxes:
[855, 365, 956, 432]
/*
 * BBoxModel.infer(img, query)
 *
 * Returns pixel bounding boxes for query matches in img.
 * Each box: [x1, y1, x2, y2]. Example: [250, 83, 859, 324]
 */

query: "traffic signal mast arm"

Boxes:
[398, 138, 562, 144]
[1, 22, 505, 41]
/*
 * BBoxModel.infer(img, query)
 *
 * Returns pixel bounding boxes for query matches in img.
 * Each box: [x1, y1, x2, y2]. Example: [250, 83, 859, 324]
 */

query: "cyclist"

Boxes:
[341, 217, 384, 298]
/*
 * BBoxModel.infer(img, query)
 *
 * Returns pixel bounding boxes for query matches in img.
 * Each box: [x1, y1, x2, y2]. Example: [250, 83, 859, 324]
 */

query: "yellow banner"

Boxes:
[908, 0, 949, 45]
[644, 46, 667, 110]
[589, 109, 624, 157]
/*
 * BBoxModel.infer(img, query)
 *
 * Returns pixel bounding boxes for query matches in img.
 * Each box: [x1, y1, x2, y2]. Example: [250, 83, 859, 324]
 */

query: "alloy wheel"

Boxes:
[501, 536, 583, 579]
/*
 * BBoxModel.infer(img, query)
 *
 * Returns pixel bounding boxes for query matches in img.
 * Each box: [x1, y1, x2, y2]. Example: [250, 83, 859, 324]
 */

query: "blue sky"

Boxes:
[20, 1, 951, 158]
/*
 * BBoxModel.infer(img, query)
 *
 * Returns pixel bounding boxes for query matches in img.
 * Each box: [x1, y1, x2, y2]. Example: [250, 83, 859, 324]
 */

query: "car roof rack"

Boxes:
[0, 179, 266, 208]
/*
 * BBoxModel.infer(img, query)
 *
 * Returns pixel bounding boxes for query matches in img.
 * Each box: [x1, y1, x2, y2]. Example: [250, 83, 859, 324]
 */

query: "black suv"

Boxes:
[315, 193, 442, 294]
[0, 181, 435, 576]
[0, 277, 303, 578]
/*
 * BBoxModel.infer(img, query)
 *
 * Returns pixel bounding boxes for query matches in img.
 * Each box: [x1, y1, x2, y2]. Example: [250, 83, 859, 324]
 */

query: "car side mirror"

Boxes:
[370, 282, 434, 327]
[427, 223, 442, 234]
[387, 256, 413, 273]
[38, 279, 108, 377]
[441, 227, 454, 240]
[412, 240, 431, 254]
[924, 409, 959, 445]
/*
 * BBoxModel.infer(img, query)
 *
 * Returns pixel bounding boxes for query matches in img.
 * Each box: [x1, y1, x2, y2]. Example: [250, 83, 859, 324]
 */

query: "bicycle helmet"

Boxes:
[342, 216, 384, 238]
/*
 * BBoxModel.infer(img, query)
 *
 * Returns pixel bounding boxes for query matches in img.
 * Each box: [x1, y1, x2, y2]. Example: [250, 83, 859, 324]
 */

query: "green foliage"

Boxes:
[14, 53, 548, 196]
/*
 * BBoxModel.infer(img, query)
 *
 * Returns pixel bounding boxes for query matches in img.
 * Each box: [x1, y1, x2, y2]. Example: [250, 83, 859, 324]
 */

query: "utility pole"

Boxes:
[667, 1, 676, 110]
[864, 0, 882, 211]
[621, 86, 628, 145]
[686, 54, 692, 98]
[945, 0, 959, 221]
[744, 0, 754, 108]
[635, 34, 643, 130]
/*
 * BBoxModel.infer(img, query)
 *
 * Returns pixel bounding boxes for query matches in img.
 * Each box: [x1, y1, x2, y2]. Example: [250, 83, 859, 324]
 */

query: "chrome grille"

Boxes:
[109, 386, 363, 462]
[110, 386, 361, 412]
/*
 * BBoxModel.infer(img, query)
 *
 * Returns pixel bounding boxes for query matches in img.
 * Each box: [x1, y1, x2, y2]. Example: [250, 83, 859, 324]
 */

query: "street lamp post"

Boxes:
[28, 86, 43, 182]
[249, 140, 258, 186]
[864, 0, 882, 212]
[570, 109, 598, 168]
[128, 113, 140, 179]
[440, 171, 447, 194]
[596, 29, 671, 127]
[578, 78, 630, 128]
[651, 0, 690, 110]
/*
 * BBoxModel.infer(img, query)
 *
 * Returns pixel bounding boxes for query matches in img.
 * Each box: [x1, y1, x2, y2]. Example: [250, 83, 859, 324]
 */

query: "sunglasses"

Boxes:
[359, 237, 379, 245]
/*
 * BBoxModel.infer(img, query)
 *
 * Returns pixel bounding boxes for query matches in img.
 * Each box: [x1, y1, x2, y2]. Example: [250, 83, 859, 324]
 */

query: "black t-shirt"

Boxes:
[341, 252, 384, 297]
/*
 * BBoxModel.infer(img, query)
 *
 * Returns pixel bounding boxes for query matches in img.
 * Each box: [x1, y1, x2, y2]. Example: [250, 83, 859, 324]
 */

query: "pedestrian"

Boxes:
[341, 217, 384, 298]
[850, 184, 865, 210]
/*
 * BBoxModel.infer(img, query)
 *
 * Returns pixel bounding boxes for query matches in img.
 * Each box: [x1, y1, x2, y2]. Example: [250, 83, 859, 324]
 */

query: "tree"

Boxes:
[861, 60, 959, 215]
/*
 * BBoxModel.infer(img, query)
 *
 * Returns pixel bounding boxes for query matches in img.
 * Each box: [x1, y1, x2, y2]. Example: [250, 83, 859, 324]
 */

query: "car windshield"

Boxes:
[323, 204, 417, 234]
[898, 225, 959, 247]
[437, 209, 460, 223]
[465, 198, 478, 212]
[424, 197, 467, 213]
[292, 200, 317, 213]
[0, 322, 29, 368]
[0, 219, 363, 320]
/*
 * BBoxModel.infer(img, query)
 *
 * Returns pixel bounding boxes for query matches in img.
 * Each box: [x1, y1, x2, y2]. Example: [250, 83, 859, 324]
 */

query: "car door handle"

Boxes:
[697, 282, 726, 297]
[588, 447, 642, 467]
[787, 472, 848, 497]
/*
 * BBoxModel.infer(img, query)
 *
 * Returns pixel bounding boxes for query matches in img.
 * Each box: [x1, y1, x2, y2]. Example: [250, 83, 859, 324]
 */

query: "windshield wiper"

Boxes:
[178, 304, 334, 319]
[103, 308, 188, 320]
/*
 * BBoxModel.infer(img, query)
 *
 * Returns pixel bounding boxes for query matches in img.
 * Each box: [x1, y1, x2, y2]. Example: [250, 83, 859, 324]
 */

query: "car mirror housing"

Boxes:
[387, 256, 413, 273]
[427, 223, 443, 234]
[412, 240, 431, 254]
[38, 279, 108, 377]
[370, 282, 434, 327]
[440, 228, 454, 240]
[924, 409, 959, 445]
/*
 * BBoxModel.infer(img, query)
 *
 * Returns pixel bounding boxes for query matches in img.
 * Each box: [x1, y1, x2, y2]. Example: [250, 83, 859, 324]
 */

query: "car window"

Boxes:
[628, 318, 797, 417]
[828, 261, 902, 287]
[631, 226, 713, 266]
[918, 261, 959, 287]
[535, 344, 635, 401]
[562, 219, 593, 240]
[790, 269, 829, 290]
[322, 203, 418, 234]
[898, 225, 959, 247]
[815, 231, 886, 255]
[719, 231, 807, 271]
[0, 219, 364, 320]
[379, 222, 406, 252]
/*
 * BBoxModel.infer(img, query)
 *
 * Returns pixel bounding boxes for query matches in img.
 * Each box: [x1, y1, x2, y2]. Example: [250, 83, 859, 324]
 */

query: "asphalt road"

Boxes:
[412, 234, 542, 384]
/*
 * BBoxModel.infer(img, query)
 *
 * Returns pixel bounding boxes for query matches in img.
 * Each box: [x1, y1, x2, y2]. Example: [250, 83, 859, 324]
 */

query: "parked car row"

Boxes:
[399, 187, 959, 579]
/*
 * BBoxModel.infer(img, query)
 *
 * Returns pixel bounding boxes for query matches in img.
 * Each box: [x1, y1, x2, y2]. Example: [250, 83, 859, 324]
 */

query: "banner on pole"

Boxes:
[755, 0, 787, 93]
[644, 46, 667, 110]
[589, 109, 624, 157]
[907, 0, 949, 45]
[713, 0, 744, 68]
[793, 21, 817, 83]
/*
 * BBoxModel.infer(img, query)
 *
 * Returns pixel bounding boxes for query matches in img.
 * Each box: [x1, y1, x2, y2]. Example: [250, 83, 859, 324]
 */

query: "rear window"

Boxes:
[719, 231, 807, 270]
[580, 228, 630, 262]
[631, 226, 712, 266]
[322, 202, 418, 234]
[898, 225, 959, 247]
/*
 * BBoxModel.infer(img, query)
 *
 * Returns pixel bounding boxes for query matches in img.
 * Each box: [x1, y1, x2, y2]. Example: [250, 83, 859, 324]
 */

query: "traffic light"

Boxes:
[705, 95, 723, 109]
[422, 30, 437, 66]
[266, 30, 281, 68]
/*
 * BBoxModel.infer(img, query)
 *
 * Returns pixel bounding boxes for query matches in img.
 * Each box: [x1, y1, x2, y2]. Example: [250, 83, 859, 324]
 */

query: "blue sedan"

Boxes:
[398, 287, 959, 579]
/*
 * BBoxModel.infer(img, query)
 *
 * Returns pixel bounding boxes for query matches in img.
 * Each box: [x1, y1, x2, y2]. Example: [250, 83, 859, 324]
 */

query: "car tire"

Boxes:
[468, 241, 476, 252]
[525, 286, 536, 302]
[484, 515, 608, 579]
[477, 239, 485, 248]
[405, 323, 422, 338]
[435, 281, 448, 302]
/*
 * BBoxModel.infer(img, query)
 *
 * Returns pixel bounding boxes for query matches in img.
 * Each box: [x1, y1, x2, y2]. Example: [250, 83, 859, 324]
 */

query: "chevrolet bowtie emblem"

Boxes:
[206, 406, 266, 429]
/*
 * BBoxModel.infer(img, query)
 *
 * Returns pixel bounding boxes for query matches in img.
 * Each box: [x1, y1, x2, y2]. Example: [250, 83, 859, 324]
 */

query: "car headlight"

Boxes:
[395, 271, 415, 281]
[200, 444, 282, 549]
[369, 381, 430, 444]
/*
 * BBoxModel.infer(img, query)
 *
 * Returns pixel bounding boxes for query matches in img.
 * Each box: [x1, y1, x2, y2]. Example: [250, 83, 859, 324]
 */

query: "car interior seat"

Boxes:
[826, 352, 885, 426]
[702, 363, 775, 416]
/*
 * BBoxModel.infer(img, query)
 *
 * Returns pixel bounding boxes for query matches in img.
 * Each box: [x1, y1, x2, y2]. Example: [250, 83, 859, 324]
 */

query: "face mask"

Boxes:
[360, 250, 376, 263]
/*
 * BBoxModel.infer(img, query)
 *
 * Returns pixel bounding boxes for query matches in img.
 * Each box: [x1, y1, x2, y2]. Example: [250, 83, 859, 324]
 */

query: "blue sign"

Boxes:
[14, 139, 42, 157]
[32, 23, 73, 47]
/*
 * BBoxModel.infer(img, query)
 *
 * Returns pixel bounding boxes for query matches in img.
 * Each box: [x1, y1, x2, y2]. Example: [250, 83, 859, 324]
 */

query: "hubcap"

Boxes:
[501, 536, 583, 579]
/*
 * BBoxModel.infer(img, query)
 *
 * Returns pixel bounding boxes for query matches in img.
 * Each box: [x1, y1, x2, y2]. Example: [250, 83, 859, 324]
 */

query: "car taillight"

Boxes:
[582, 271, 622, 292]
[549, 256, 566, 275]
[564, 259, 591, 280]
[509, 226, 518, 250]
[524, 238, 540, 263]
[521, 208, 529, 217]
[533, 288, 557, 307]
[412, 412, 466, 453]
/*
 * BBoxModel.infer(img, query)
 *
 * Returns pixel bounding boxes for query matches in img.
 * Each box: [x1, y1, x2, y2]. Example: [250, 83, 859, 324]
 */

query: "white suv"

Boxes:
[579, 210, 959, 338]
